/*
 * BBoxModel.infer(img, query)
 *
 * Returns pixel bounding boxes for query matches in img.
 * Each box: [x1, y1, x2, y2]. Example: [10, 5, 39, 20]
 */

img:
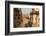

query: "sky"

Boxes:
[21, 8, 32, 16]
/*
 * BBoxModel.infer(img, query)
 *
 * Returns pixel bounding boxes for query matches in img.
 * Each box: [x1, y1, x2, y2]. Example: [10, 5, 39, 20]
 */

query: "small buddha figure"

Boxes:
[30, 8, 39, 27]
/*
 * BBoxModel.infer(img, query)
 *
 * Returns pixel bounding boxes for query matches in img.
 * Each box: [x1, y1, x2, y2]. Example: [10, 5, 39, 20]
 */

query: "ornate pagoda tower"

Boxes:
[13, 8, 23, 27]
